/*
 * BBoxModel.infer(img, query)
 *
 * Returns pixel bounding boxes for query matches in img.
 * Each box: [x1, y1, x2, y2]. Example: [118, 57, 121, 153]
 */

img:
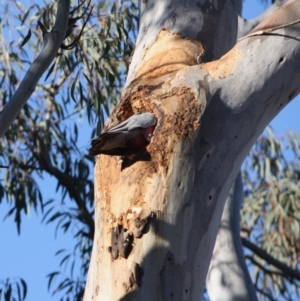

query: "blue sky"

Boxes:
[0, 1, 299, 301]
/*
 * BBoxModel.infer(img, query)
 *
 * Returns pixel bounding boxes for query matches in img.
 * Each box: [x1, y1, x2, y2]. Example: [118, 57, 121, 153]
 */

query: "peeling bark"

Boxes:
[238, 0, 284, 39]
[84, 1, 300, 300]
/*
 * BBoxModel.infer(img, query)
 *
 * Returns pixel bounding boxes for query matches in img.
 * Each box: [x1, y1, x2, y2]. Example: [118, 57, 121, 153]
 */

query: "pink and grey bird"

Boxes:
[89, 112, 157, 156]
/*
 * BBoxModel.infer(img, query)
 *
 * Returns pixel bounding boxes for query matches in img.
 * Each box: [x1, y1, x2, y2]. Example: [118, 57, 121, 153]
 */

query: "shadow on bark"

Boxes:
[117, 215, 197, 301]
[121, 150, 152, 170]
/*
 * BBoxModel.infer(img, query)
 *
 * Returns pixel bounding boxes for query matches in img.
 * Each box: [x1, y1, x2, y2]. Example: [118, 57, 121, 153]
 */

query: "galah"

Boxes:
[89, 112, 157, 156]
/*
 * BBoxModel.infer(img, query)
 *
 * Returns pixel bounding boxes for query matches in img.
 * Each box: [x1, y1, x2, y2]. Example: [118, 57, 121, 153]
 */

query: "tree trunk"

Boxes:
[84, 1, 300, 300]
[206, 2, 286, 300]
[207, 173, 258, 301]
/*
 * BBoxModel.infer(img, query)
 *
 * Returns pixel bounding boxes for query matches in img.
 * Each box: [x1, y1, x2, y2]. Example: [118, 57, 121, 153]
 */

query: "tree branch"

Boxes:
[238, 0, 284, 39]
[42, 163, 95, 239]
[17, 133, 95, 239]
[246, 255, 294, 300]
[239, 19, 300, 42]
[0, 0, 70, 138]
[27, 131, 95, 239]
[242, 238, 300, 281]
[207, 172, 258, 301]
[253, 285, 277, 301]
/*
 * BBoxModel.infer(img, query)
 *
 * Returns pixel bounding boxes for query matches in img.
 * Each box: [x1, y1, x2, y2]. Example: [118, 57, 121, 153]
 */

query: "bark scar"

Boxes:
[109, 225, 133, 260]
[132, 211, 155, 238]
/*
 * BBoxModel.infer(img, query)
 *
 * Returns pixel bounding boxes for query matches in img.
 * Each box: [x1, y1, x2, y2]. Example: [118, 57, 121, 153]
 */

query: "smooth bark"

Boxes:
[207, 173, 258, 301]
[206, 2, 286, 299]
[0, 0, 70, 138]
[84, 1, 300, 300]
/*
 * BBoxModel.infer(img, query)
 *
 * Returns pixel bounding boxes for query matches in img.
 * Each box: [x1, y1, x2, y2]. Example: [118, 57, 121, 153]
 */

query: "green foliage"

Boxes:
[0, 278, 27, 301]
[0, 0, 138, 300]
[242, 127, 300, 301]
[0, 1, 299, 301]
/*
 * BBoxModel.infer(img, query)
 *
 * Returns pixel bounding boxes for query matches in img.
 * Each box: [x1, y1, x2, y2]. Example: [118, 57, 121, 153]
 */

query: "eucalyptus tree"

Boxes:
[208, 128, 300, 301]
[0, 0, 137, 300]
[240, 129, 300, 301]
[1, 1, 300, 301]
[83, 0, 300, 300]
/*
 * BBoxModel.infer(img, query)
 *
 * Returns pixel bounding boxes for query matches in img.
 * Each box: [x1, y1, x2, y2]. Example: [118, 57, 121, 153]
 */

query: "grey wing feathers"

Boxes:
[106, 112, 157, 133]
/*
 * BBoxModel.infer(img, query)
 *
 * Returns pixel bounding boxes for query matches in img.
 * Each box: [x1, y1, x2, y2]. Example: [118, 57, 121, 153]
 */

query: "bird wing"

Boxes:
[89, 113, 157, 156]
[90, 132, 126, 150]
[106, 112, 157, 133]
[90, 129, 142, 151]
